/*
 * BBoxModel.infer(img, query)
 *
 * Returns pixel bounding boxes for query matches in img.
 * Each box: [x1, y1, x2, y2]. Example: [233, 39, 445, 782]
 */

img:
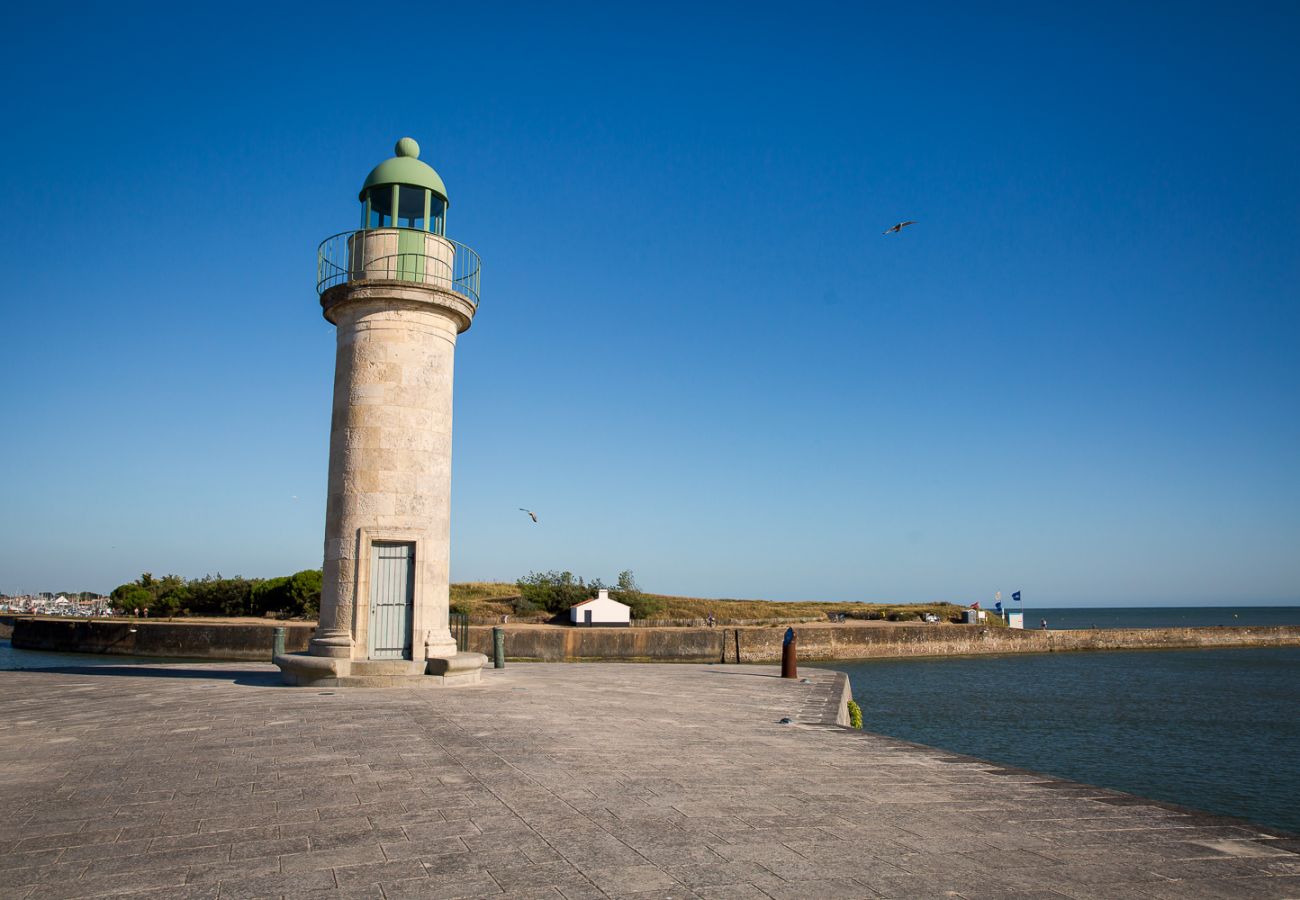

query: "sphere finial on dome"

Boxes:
[395, 137, 420, 159]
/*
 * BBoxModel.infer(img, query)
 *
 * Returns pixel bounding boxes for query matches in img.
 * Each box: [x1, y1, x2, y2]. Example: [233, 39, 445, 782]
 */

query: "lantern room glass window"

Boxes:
[363, 186, 446, 235]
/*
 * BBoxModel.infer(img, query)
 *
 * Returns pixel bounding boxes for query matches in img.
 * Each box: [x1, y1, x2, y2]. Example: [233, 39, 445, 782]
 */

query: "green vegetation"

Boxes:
[516, 571, 595, 614]
[109, 570, 321, 619]
[450, 575, 980, 625]
[508, 569, 660, 618]
[250, 570, 322, 619]
[609, 570, 662, 620]
[846, 699, 863, 729]
[644, 596, 968, 622]
[104, 570, 995, 627]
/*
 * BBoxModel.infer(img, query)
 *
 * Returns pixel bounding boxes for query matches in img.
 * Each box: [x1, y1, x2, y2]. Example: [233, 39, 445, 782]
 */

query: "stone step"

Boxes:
[349, 659, 427, 677]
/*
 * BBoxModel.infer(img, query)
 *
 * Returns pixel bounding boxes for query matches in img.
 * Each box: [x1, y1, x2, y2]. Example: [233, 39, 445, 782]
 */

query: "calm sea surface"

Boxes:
[826, 645, 1300, 834]
[0, 640, 195, 670]
[1024, 605, 1300, 630]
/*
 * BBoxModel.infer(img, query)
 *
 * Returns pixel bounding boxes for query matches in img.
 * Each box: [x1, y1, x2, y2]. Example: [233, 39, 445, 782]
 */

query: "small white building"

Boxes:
[569, 590, 631, 627]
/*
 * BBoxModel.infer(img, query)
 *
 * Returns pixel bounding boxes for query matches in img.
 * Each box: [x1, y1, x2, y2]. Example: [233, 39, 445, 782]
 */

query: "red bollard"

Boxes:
[781, 627, 797, 679]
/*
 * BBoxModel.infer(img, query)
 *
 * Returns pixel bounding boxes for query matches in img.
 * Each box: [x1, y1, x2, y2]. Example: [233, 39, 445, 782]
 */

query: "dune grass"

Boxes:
[448, 582, 987, 625]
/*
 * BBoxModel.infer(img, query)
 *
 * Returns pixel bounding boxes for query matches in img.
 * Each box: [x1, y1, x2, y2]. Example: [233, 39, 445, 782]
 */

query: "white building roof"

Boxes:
[570, 589, 630, 611]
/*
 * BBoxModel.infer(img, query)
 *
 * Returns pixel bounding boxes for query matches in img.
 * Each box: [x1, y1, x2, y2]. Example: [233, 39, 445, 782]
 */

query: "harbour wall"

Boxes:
[6, 615, 1298, 662]
[8, 617, 315, 661]
[468, 623, 1300, 663]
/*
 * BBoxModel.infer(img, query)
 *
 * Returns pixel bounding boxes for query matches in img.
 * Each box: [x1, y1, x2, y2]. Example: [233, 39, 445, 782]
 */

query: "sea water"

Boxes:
[1023, 606, 1300, 630]
[827, 645, 1300, 834]
[0, 640, 195, 670]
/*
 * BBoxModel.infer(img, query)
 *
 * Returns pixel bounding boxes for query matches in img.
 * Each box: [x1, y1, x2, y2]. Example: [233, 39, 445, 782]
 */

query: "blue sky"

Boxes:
[1, 1, 1297, 606]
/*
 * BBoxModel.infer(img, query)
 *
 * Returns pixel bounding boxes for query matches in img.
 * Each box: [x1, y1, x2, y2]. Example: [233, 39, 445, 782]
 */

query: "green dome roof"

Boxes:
[359, 137, 448, 205]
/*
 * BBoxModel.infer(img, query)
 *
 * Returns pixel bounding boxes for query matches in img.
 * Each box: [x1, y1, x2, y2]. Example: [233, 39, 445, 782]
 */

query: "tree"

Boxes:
[287, 569, 322, 619]
[101, 570, 318, 619]
[516, 571, 595, 614]
[153, 585, 188, 618]
[610, 570, 661, 619]
[110, 583, 152, 613]
[155, 574, 185, 598]
[250, 576, 291, 617]
[187, 574, 255, 617]
[145, 575, 188, 616]
[246, 570, 320, 619]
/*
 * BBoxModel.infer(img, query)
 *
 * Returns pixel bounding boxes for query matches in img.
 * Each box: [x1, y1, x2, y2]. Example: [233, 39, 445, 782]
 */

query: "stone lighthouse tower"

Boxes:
[277, 137, 485, 687]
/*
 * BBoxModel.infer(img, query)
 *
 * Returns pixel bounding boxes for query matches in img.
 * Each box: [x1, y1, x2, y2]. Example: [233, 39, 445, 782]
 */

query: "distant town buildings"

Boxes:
[0, 593, 112, 616]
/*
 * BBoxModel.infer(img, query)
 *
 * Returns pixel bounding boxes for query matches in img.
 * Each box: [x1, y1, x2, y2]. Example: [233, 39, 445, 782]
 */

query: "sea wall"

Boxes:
[7, 616, 1299, 663]
[9, 617, 315, 661]
[468, 623, 1300, 663]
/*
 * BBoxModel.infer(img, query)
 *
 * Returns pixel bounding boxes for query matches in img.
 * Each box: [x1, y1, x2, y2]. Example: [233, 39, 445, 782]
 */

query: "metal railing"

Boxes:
[450, 612, 470, 652]
[316, 228, 481, 304]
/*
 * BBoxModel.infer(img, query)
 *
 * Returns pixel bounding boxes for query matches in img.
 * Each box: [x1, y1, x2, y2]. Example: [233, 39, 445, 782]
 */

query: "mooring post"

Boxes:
[272, 626, 286, 661]
[781, 626, 797, 679]
[492, 626, 505, 669]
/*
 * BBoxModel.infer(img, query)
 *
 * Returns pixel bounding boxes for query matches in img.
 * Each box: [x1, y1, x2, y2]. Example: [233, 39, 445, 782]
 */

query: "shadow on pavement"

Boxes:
[9, 664, 282, 687]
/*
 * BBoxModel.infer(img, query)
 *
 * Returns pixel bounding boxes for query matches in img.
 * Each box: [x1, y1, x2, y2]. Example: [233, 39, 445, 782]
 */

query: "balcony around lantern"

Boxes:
[316, 228, 481, 305]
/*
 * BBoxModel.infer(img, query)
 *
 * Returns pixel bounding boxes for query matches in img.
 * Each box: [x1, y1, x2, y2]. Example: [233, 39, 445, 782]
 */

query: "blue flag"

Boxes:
[1012, 591, 1021, 603]
[995, 602, 1002, 612]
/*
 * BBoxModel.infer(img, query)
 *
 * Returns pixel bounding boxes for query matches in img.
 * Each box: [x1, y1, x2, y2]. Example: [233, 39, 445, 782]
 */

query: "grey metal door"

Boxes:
[368, 542, 414, 659]
[584, 610, 592, 625]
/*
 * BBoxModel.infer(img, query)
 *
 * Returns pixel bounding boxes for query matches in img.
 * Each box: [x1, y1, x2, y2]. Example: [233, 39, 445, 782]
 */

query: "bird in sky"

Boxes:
[883, 220, 917, 235]
[519, 508, 538, 523]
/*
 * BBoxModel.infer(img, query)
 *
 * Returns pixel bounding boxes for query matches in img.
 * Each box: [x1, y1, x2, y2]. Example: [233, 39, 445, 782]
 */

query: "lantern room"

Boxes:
[359, 137, 448, 234]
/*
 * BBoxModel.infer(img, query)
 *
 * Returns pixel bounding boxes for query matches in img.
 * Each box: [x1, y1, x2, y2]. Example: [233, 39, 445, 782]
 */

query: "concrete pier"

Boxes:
[1, 663, 1297, 898]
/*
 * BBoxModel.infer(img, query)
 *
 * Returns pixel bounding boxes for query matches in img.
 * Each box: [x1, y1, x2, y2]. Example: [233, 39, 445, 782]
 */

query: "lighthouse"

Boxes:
[277, 138, 486, 686]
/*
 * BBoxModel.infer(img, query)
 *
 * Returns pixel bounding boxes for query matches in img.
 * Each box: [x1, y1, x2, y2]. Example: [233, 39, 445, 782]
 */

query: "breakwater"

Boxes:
[469, 622, 1300, 662]
[7, 615, 1298, 662]
[8, 616, 314, 661]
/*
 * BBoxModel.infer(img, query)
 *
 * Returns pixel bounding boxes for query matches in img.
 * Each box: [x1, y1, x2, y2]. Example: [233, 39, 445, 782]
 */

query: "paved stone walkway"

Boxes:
[0, 662, 1297, 899]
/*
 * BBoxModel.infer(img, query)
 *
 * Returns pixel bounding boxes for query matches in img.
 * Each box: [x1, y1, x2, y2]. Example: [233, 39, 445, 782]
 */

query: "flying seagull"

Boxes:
[519, 508, 538, 523]
[883, 220, 917, 235]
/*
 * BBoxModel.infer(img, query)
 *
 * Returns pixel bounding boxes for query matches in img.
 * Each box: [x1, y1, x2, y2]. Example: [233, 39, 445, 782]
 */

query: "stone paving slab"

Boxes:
[0, 662, 1297, 899]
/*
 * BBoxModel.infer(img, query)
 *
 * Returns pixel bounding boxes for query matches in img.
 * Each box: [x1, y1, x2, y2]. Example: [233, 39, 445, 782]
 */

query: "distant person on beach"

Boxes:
[707, 612, 716, 628]
[1040, 618, 1047, 630]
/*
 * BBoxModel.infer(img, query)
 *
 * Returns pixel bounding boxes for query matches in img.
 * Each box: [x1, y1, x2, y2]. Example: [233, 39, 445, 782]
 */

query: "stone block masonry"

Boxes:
[1, 662, 1297, 898]
[11, 617, 1300, 662]
[314, 295, 462, 663]
[10, 617, 314, 660]
[470, 622, 1300, 663]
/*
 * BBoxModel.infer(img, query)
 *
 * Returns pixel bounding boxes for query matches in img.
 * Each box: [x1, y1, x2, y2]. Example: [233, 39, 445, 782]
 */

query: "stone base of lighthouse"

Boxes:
[276, 256, 484, 688]
[274, 651, 487, 688]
